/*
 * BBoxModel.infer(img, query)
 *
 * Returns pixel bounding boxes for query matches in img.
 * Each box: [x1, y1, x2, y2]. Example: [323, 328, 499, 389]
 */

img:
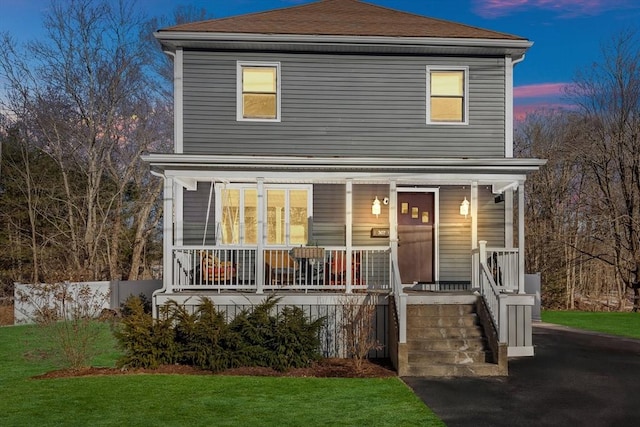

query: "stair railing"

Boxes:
[390, 255, 407, 343]
[478, 241, 508, 344]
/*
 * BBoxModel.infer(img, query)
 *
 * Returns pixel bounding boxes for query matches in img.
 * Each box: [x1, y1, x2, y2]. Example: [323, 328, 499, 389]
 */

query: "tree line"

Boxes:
[518, 31, 640, 311]
[1, 1, 639, 312]
[0, 0, 207, 294]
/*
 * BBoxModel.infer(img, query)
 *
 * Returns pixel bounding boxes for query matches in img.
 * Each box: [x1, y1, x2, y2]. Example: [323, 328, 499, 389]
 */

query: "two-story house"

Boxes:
[143, 0, 545, 376]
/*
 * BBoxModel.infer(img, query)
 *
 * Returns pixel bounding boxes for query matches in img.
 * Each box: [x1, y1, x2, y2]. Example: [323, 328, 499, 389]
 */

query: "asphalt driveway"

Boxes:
[404, 323, 640, 427]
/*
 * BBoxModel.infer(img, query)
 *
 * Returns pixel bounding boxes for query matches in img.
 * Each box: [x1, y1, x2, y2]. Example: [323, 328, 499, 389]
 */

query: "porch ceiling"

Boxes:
[142, 154, 546, 185]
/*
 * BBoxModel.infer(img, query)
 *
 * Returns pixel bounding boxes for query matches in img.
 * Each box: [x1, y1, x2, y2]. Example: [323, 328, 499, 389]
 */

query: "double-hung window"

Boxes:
[237, 62, 281, 121]
[427, 67, 468, 124]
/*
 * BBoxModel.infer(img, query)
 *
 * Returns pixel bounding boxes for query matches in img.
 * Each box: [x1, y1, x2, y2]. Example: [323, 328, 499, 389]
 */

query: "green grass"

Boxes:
[0, 324, 444, 427]
[542, 310, 640, 339]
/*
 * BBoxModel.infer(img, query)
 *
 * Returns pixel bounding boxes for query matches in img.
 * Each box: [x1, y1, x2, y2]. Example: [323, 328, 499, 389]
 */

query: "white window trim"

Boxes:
[215, 184, 256, 245]
[264, 184, 313, 246]
[215, 183, 312, 246]
[236, 61, 281, 122]
[426, 66, 469, 126]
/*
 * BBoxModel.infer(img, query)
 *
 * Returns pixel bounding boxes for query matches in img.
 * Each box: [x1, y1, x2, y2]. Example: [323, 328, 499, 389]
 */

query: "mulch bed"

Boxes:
[34, 358, 397, 380]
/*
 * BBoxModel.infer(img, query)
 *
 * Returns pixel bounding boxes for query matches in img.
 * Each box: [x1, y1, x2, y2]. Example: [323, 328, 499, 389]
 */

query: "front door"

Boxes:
[397, 192, 435, 283]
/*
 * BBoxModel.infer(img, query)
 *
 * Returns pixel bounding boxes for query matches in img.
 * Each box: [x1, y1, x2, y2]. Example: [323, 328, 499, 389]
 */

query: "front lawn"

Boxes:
[0, 324, 444, 426]
[542, 310, 640, 339]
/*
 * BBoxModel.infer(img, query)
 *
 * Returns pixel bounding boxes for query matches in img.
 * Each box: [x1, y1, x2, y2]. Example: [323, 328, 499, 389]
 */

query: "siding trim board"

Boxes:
[143, 154, 546, 177]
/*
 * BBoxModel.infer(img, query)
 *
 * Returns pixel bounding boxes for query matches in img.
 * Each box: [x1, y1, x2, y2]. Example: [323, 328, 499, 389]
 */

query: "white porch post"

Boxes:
[389, 180, 398, 278]
[345, 179, 353, 293]
[163, 177, 175, 294]
[505, 189, 514, 249]
[518, 182, 526, 293]
[256, 178, 265, 294]
[471, 182, 478, 249]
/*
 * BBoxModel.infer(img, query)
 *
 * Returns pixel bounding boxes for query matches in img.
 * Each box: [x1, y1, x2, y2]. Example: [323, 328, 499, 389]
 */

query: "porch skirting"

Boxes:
[154, 292, 390, 359]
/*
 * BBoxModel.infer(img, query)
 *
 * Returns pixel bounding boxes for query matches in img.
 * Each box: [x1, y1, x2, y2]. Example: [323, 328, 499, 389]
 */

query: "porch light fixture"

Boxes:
[372, 196, 381, 217]
[460, 197, 470, 218]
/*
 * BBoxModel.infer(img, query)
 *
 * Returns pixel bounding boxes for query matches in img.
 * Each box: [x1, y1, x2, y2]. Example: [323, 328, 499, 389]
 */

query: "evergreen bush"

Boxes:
[113, 295, 325, 372]
[114, 297, 177, 368]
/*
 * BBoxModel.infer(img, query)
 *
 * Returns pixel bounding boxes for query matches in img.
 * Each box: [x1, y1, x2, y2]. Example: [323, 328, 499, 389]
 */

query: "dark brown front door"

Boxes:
[397, 192, 434, 283]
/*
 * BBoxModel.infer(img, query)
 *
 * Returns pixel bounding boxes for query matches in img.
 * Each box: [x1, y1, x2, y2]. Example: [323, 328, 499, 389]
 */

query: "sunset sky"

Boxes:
[2, 0, 640, 119]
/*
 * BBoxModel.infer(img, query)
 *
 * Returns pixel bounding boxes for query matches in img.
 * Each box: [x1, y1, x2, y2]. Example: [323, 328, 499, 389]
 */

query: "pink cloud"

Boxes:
[514, 101, 577, 121]
[514, 82, 573, 99]
[474, 0, 635, 18]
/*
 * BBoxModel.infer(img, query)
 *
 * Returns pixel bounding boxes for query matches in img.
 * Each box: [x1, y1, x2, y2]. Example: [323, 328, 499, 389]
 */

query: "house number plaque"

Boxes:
[371, 227, 390, 238]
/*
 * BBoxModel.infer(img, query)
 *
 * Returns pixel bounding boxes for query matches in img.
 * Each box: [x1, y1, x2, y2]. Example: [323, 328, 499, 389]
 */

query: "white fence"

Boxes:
[14, 280, 162, 324]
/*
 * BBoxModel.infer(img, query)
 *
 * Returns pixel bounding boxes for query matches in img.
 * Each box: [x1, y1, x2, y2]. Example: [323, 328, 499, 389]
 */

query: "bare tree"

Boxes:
[0, 0, 172, 282]
[567, 30, 640, 311]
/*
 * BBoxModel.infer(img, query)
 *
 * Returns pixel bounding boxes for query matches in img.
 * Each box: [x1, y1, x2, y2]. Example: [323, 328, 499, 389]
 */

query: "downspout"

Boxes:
[164, 49, 184, 246]
[505, 54, 526, 249]
[150, 171, 173, 318]
[163, 48, 184, 154]
[505, 54, 525, 158]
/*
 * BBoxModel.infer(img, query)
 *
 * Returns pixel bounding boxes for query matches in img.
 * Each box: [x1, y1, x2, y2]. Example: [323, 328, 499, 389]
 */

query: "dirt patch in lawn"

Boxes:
[0, 304, 14, 326]
[34, 358, 396, 379]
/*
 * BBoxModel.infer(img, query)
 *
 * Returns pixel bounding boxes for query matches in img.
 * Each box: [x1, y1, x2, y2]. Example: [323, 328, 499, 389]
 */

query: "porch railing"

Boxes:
[171, 245, 390, 293]
[472, 244, 519, 292]
[474, 240, 534, 356]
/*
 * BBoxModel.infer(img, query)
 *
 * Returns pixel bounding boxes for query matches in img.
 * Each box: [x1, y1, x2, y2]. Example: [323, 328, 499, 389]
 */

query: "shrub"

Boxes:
[174, 299, 236, 371]
[113, 295, 325, 372]
[339, 295, 384, 371]
[120, 293, 152, 317]
[16, 282, 109, 369]
[114, 297, 178, 369]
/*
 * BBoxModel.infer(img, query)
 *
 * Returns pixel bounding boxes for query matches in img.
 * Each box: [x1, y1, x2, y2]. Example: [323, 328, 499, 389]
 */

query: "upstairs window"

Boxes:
[237, 62, 280, 121]
[427, 67, 468, 124]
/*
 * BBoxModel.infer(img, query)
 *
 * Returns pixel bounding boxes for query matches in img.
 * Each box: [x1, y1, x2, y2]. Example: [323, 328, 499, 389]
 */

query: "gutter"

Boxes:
[154, 32, 532, 57]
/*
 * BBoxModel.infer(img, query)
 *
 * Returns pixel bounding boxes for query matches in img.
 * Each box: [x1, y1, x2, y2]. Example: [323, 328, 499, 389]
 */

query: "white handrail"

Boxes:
[478, 241, 508, 343]
[390, 256, 407, 343]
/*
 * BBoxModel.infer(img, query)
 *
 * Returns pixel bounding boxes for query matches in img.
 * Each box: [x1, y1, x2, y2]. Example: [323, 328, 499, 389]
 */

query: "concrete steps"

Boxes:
[404, 301, 504, 377]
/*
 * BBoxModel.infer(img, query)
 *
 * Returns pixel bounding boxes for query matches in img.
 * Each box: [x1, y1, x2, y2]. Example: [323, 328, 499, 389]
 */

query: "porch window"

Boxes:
[266, 187, 310, 246]
[237, 62, 280, 121]
[427, 67, 468, 124]
[217, 185, 311, 246]
[219, 187, 257, 244]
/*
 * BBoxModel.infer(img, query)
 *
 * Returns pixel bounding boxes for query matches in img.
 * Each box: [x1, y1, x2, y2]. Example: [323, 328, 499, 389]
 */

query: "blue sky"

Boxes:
[2, 0, 640, 118]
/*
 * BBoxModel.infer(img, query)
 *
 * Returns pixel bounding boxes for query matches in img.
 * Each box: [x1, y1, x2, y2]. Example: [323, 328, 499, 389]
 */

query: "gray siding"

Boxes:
[353, 184, 390, 246]
[183, 184, 216, 245]
[182, 51, 505, 157]
[439, 186, 472, 281]
[311, 184, 346, 246]
[478, 186, 505, 246]
[438, 186, 506, 282]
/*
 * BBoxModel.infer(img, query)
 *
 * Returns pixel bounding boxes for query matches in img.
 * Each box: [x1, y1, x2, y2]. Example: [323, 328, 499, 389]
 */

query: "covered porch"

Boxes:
[144, 154, 545, 359]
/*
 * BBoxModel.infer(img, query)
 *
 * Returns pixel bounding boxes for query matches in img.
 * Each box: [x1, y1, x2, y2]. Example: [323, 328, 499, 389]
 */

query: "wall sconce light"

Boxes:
[372, 196, 381, 217]
[460, 197, 470, 218]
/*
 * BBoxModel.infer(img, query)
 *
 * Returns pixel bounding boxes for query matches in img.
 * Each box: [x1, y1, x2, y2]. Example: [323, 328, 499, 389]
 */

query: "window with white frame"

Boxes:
[266, 187, 310, 246]
[217, 185, 311, 246]
[427, 67, 468, 124]
[218, 187, 258, 245]
[237, 62, 280, 121]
